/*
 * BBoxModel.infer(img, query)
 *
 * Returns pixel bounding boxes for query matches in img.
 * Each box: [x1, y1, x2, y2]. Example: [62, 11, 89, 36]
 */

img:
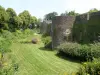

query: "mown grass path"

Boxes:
[11, 35, 81, 75]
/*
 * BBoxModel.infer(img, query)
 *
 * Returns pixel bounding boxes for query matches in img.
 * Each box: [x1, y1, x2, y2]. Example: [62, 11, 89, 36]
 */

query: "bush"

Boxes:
[0, 30, 15, 40]
[57, 42, 100, 61]
[78, 59, 100, 75]
[0, 37, 11, 53]
[41, 35, 52, 49]
[24, 29, 34, 35]
[42, 36, 51, 46]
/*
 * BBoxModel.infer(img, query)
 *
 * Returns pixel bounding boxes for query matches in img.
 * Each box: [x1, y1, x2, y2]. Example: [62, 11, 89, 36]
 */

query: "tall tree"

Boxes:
[6, 8, 17, 31]
[30, 16, 37, 28]
[0, 6, 9, 30]
[6, 8, 17, 17]
[44, 12, 58, 20]
[19, 10, 31, 29]
[13, 16, 23, 29]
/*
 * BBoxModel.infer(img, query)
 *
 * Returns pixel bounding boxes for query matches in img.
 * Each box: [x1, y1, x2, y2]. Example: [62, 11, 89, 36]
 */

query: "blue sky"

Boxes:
[0, 0, 100, 19]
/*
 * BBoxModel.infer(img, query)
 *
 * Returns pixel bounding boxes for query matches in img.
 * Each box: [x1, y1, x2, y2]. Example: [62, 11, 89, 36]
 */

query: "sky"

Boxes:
[0, 0, 100, 19]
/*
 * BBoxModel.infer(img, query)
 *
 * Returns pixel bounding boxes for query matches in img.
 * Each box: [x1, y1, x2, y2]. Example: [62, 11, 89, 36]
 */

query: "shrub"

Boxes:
[0, 59, 19, 75]
[24, 29, 34, 35]
[41, 35, 52, 49]
[57, 42, 100, 61]
[0, 37, 11, 53]
[42, 36, 51, 44]
[0, 30, 15, 40]
[78, 59, 100, 75]
[13, 30, 24, 39]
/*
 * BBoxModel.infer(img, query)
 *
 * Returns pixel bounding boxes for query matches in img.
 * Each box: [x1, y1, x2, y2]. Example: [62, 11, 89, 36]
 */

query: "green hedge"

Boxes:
[78, 59, 100, 75]
[57, 42, 100, 60]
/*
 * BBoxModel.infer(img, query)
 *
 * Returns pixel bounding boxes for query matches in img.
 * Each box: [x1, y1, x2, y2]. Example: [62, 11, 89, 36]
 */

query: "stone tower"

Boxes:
[51, 16, 75, 48]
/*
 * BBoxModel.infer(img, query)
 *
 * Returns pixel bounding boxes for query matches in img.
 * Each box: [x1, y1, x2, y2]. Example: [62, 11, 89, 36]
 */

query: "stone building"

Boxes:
[51, 11, 100, 48]
[51, 16, 75, 48]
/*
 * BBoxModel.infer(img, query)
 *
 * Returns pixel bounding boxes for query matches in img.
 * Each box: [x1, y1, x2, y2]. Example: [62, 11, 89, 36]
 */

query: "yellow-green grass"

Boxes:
[10, 35, 81, 75]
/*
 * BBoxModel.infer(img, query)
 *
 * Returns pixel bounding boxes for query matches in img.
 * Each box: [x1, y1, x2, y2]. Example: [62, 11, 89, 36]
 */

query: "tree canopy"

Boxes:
[44, 12, 58, 20]
[19, 10, 31, 29]
[60, 11, 79, 16]
[88, 8, 99, 13]
[0, 6, 9, 30]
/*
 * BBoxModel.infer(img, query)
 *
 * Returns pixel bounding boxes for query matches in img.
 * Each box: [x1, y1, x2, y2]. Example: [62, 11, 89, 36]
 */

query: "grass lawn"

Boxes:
[10, 34, 81, 75]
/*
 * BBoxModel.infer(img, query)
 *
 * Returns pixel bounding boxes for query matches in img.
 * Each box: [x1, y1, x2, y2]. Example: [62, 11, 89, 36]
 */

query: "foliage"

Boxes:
[6, 8, 17, 17]
[6, 8, 17, 31]
[44, 12, 58, 20]
[68, 11, 79, 16]
[13, 16, 23, 29]
[57, 42, 100, 61]
[36, 18, 42, 28]
[23, 29, 34, 35]
[0, 6, 9, 30]
[41, 35, 51, 48]
[0, 5, 38, 31]
[0, 54, 19, 75]
[19, 10, 31, 29]
[30, 16, 37, 28]
[0, 37, 11, 54]
[88, 8, 99, 13]
[78, 59, 100, 75]
[60, 10, 79, 16]
[0, 30, 15, 40]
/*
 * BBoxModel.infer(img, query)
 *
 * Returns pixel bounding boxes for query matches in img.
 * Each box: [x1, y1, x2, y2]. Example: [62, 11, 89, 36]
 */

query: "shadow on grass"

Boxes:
[39, 47, 53, 51]
[56, 51, 86, 63]
[20, 41, 38, 44]
[20, 41, 32, 44]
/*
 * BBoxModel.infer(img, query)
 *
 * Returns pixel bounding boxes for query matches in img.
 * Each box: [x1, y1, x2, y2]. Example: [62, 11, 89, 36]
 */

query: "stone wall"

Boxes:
[52, 11, 100, 48]
[40, 21, 47, 34]
[73, 11, 100, 43]
[52, 16, 75, 48]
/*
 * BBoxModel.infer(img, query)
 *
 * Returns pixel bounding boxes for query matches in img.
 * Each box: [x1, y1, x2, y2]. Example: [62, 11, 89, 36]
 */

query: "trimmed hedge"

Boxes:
[57, 42, 100, 60]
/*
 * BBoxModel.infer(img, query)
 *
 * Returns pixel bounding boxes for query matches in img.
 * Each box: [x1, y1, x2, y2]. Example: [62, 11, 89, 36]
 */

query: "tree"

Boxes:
[6, 8, 17, 31]
[88, 8, 99, 13]
[68, 11, 79, 16]
[6, 8, 17, 17]
[60, 11, 79, 16]
[30, 16, 37, 28]
[13, 16, 23, 29]
[0, 6, 9, 30]
[60, 11, 68, 16]
[19, 10, 31, 29]
[44, 12, 58, 20]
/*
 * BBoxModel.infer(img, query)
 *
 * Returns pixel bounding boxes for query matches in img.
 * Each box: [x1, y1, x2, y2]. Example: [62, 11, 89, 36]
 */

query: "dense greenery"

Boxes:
[0, 5, 38, 32]
[44, 12, 58, 20]
[60, 11, 79, 16]
[78, 59, 100, 75]
[57, 42, 100, 61]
